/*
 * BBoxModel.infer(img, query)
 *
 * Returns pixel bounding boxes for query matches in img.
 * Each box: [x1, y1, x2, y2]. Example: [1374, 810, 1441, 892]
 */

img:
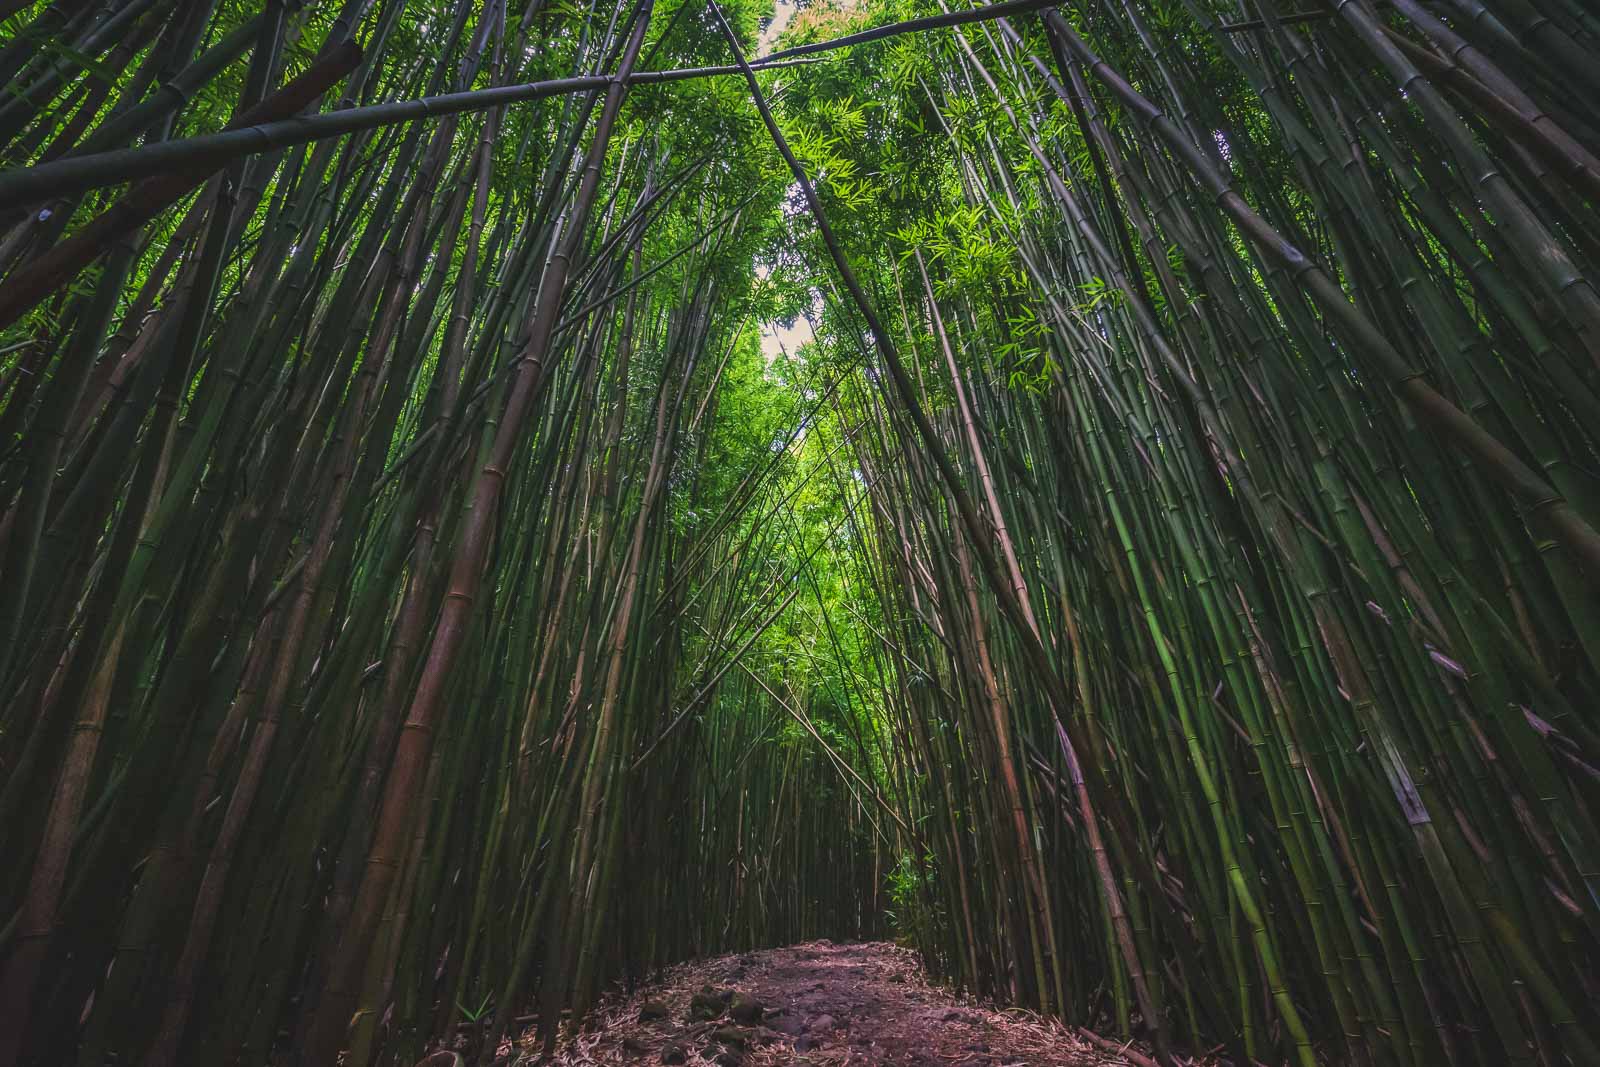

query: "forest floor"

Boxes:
[534, 940, 1164, 1066]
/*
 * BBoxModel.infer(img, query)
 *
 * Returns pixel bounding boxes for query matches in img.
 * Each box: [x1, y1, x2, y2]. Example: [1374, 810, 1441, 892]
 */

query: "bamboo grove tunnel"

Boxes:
[2, 0, 1600, 1063]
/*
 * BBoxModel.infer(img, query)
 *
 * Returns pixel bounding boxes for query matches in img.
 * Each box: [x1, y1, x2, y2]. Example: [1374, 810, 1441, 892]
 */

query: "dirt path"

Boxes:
[540, 940, 1156, 1066]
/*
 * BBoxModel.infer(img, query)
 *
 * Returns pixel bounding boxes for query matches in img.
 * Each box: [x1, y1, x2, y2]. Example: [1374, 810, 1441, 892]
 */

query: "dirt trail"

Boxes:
[541, 940, 1156, 1066]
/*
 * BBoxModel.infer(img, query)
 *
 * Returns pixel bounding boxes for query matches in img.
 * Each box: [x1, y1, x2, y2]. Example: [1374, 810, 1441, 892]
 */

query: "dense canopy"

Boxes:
[2, 0, 1599, 1064]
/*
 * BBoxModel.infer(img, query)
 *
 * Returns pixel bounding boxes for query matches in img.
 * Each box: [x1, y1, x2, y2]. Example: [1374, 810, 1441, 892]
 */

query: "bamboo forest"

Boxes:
[4, 0, 1600, 1063]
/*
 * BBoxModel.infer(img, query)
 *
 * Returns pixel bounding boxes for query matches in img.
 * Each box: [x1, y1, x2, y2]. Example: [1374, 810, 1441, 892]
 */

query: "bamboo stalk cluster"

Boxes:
[4, 0, 1600, 1064]
[764, 0, 1600, 1064]
[0, 1, 884, 1064]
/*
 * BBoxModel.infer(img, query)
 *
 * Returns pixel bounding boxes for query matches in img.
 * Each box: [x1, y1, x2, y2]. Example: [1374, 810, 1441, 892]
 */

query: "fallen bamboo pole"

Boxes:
[0, 0, 1064, 213]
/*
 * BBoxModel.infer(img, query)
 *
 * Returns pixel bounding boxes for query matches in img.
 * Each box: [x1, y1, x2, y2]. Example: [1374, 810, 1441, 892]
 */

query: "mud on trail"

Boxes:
[536, 940, 1163, 1066]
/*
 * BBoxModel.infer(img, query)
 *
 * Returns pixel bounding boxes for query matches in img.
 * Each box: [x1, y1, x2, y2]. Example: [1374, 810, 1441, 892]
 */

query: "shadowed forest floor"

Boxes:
[534, 941, 1165, 1066]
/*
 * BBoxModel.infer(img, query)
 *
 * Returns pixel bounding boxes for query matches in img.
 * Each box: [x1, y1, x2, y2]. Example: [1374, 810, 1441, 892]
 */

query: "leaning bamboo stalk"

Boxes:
[0, 0, 1067, 214]
[1044, 10, 1600, 582]
[0, 41, 361, 331]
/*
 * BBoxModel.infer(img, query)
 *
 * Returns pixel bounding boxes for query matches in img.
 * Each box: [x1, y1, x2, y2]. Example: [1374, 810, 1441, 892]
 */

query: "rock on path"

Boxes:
[539, 940, 1158, 1066]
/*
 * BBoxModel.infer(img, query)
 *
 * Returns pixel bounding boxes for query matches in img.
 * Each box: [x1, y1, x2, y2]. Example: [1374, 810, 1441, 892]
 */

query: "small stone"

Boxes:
[728, 993, 764, 1024]
[808, 1014, 836, 1032]
[710, 1026, 747, 1049]
[639, 999, 670, 1022]
[689, 991, 726, 1020]
[660, 1044, 687, 1065]
[768, 1012, 805, 1036]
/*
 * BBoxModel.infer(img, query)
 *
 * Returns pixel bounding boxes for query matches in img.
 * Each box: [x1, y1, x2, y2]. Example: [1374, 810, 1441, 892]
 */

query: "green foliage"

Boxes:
[884, 851, 942, 950]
